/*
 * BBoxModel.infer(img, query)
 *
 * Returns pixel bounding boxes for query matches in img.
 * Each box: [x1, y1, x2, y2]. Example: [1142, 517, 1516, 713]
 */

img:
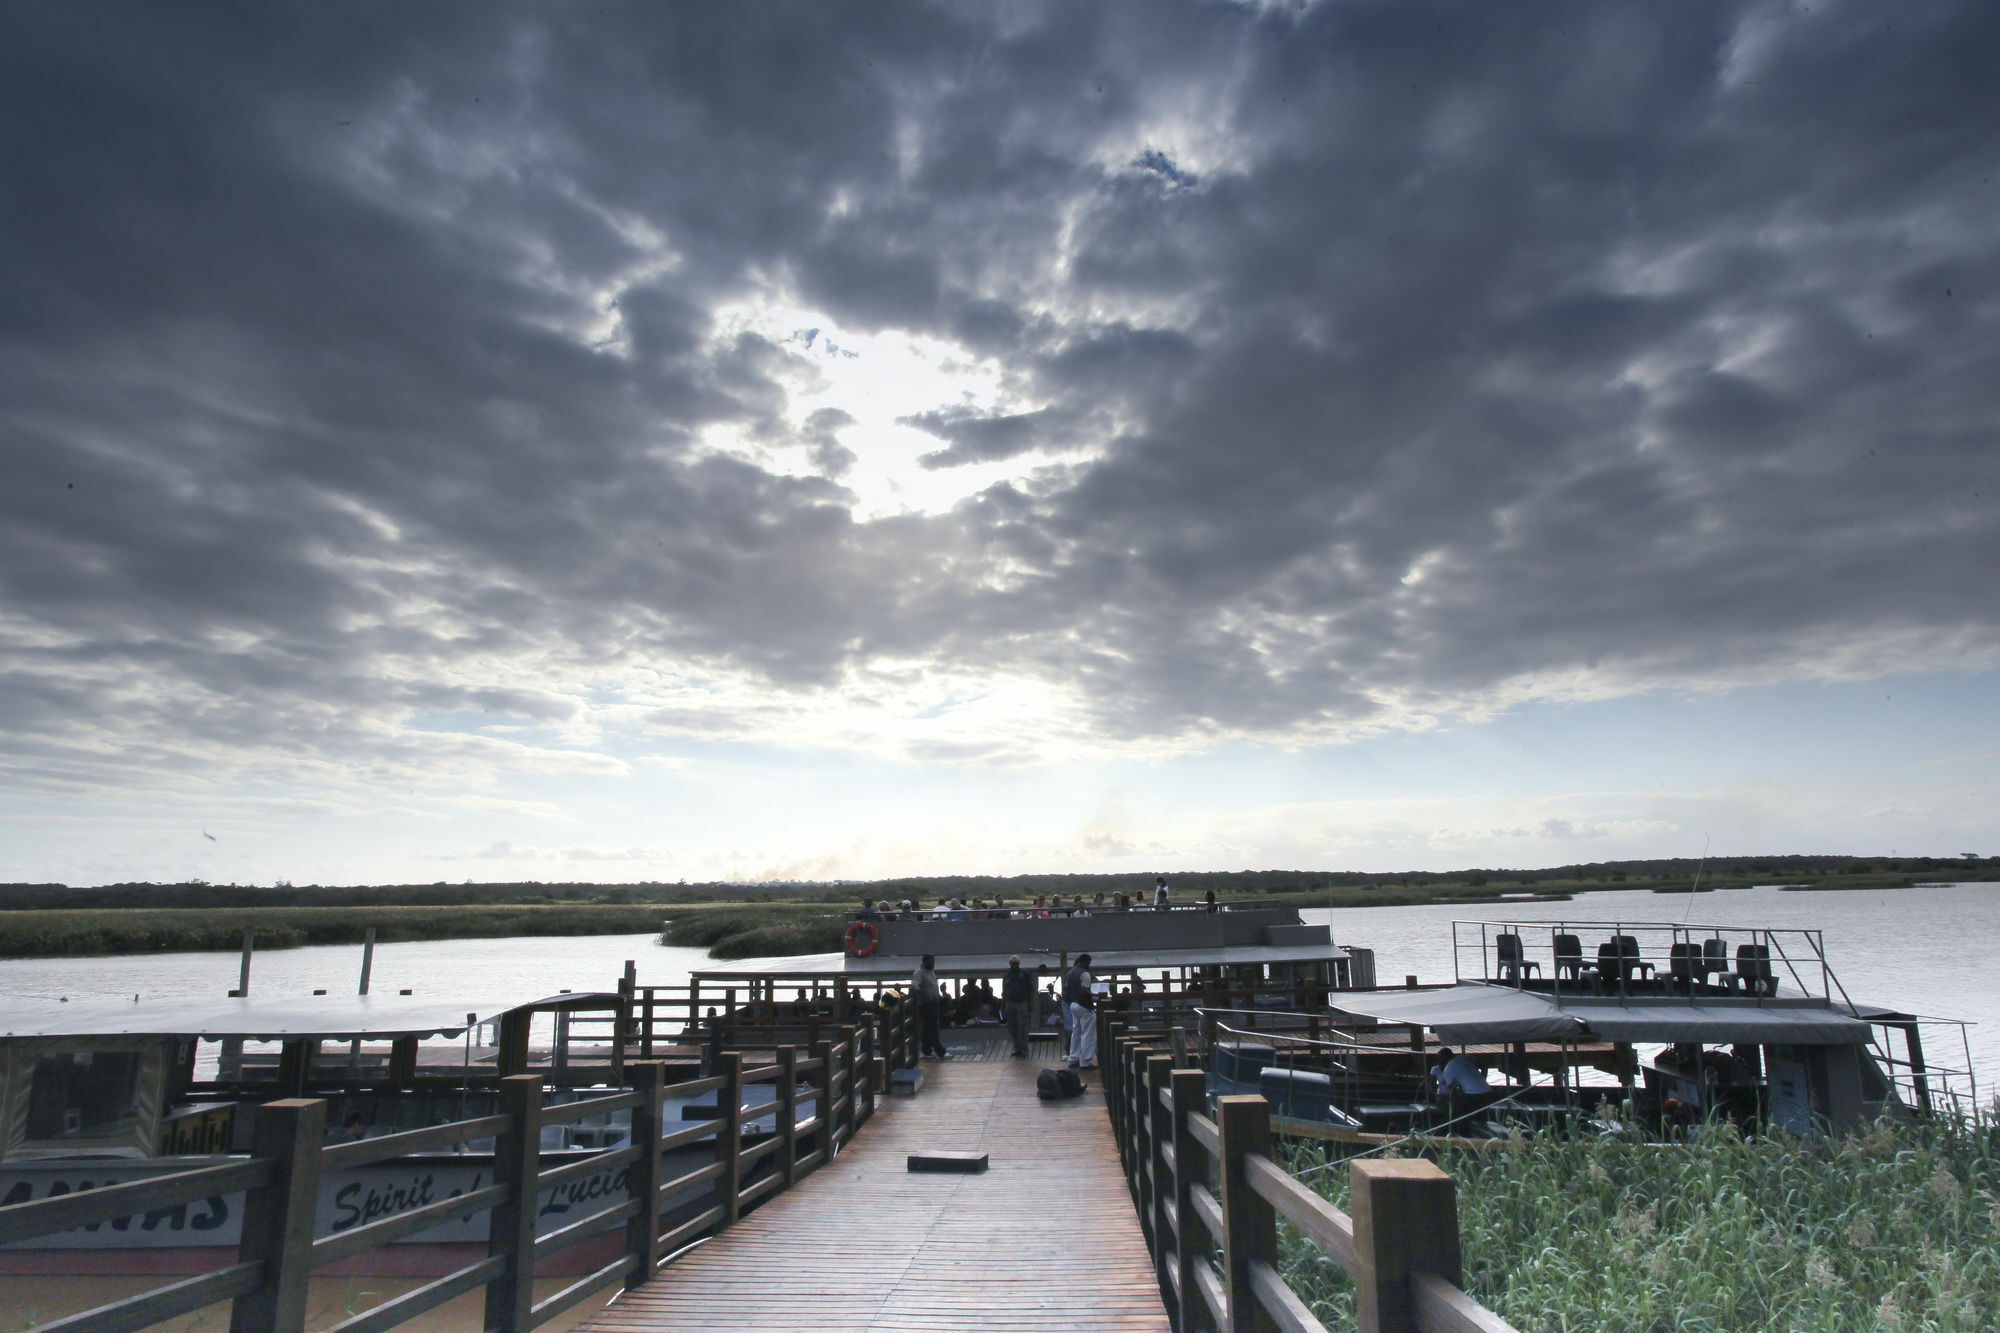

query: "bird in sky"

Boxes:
[201, 829, 217, 842]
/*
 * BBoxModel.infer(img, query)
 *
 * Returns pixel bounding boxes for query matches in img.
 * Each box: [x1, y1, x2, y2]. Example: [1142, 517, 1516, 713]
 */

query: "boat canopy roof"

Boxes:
[1328, 983, 1876, 1046]
[0, 992, 622, 1042]
[695, 943, 1344, 982]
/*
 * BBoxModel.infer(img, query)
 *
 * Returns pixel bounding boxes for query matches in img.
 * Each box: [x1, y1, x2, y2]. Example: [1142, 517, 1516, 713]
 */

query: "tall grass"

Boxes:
[659, 905, 847, 959]
[1279, 1116, 2000, 1332]
[0, 905, 669, 958]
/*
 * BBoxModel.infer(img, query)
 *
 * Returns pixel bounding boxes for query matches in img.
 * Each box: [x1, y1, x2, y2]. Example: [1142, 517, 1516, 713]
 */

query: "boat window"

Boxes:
[26, 1050, 143, 1141]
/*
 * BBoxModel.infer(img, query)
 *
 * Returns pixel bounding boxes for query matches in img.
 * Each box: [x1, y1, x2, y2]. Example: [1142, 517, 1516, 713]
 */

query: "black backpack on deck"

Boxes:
[1037, 1067, 1086, 1101]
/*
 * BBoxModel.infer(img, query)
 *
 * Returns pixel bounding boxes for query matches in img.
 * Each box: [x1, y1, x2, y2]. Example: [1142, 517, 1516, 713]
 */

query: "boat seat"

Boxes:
[1495, 933, 1541, 984]
[1600, 935, 1655, 993]
[1668, 942, 1700, 995]
[1697, 937, 1734, 989]
[1552, 934, 1589, 984]
[1736, 943, 1777, 997]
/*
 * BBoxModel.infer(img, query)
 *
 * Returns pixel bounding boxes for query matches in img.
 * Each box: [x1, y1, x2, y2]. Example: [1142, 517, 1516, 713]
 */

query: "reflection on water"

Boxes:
[1305, 882, 2000, 1094]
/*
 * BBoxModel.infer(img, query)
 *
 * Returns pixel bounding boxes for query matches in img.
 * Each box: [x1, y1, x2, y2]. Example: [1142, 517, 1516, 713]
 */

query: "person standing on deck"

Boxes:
[1064, 953, 1098, 1069]
[1001, 955, 1034, 1057]
[913, 954, 948, 1060]
[1153, 876, 1170, 909]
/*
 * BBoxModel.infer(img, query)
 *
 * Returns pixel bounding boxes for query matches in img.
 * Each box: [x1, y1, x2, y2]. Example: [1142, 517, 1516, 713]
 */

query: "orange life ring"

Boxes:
[844, 920, 880, 958]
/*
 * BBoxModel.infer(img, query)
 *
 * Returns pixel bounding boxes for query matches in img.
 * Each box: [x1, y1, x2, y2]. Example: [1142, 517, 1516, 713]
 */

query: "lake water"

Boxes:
[1, 883, 1992, 1092]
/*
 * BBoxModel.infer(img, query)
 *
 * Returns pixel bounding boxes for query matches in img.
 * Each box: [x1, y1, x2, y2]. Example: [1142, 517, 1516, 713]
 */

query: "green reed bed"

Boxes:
[1278, 1117, 2000, 1332]
[0, 904, 670, 957]
[659, 904, 847, 959]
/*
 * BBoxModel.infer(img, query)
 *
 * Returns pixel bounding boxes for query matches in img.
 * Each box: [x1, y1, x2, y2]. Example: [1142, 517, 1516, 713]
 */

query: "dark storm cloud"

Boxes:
[902, 405, 1084, 468]
[3, 0, 1998, 789]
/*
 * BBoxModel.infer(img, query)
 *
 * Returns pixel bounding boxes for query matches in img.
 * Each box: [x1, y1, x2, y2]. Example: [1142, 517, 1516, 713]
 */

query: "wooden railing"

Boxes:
[1103, 1021, 1519, 1333]
[0, 1010, 917, 1333]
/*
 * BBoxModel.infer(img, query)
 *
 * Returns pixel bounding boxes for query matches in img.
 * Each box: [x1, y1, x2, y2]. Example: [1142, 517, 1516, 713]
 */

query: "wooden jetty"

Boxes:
[579, 1048, 1169, 1332]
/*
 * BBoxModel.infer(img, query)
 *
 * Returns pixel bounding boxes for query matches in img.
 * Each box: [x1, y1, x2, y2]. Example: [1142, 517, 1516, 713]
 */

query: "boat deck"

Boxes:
[580, 1041, 1169, 1332]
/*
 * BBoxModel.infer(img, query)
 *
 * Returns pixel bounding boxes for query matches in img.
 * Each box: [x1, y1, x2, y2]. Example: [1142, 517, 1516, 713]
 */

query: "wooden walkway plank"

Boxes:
[580, 1054, 1169, 1331]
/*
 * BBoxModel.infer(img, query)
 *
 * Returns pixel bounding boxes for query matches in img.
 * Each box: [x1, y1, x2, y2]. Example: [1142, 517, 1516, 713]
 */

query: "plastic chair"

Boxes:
[1605, 936, 1655, 992]
[1736, 943, 1776, 996]
[1553, 934, 1589, 983]
[1697, 938, 1733, 989]
[1668, 942, 1699, 995]
[1595, 940, 1622, 994]
[1495, 933, 1541, 984]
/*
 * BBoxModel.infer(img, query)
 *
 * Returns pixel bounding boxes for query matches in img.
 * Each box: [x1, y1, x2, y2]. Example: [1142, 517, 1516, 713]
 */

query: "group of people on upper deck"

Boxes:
[859, 876, 1217, 921]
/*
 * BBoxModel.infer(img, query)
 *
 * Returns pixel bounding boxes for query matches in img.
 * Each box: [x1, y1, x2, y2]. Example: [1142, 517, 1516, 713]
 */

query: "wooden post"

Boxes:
[389, 1035, 418, 1088]
[499, 1010, 532, 1076]
[1135, 1041, 1155, 1189]
[811, 1037, 835, 1163]
[484, 1074, 544, 1333]
[1102, 1027, 1122, 1146]
[717, 1052, 744, 1226]
[838, 1025, 858, 1145]
[860, 1020, 879, 1120]
[835, 975, 850, 1023]
[775, 1045, 799, 1187]
[229, 1098, 323, 1333]
[614, 961, 636, 1073]
[703, 1014, 722, 1077]
[1129, 1042, 1151, 1201]
[1215, 1095, 1280, 1333]
[625, 1062, 664, 1288]
[1350, 1159, 1462, 1333]
[1171, 1069, 1213, 1333]
[1147, 1054, 1174, 1286]
[274, 1040, 310, 1097]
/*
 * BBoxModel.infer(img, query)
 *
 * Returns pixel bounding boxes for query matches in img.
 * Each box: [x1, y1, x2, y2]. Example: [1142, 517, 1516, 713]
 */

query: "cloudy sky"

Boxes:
[4, 1, 1996, 887]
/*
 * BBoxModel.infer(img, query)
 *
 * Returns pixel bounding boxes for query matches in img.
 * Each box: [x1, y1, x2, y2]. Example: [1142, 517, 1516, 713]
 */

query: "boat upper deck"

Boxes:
[695, 900, 1338, 981]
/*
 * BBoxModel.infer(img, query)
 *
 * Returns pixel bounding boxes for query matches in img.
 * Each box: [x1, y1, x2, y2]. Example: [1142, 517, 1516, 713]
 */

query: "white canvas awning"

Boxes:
[695, 944, 1344, 981]
[1329, 984, 1874, 1046]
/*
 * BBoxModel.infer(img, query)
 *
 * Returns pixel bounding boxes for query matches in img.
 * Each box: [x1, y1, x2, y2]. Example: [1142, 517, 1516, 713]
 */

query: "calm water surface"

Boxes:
[0, 933, 712, 1010]
[2, 884, 1994, 1091]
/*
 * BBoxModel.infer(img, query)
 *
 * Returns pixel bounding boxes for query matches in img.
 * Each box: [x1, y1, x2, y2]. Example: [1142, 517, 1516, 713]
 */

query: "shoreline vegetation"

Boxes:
[1, 855, 1992, 960]
[1281, 1114, 2000, 1331]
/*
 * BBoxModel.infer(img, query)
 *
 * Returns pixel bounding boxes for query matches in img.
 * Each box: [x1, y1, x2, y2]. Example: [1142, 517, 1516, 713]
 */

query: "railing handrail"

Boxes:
[1102, 1017, 1521, 1333]
[0, 1001, 920, 1333]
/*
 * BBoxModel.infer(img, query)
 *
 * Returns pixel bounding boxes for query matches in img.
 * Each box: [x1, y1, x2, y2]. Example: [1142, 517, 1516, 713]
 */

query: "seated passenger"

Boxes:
[1432, 1047, 1491, 1098]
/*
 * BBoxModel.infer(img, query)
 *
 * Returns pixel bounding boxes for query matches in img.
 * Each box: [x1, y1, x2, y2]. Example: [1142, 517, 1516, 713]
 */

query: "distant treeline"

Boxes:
[1, 853, 1992, 914]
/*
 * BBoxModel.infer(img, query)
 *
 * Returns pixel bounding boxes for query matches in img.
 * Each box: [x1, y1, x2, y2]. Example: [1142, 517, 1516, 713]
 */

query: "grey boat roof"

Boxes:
[695, 942, 1345, 982]
[1327, 983, 1878, 1046]
[0, 992, 622, 1042]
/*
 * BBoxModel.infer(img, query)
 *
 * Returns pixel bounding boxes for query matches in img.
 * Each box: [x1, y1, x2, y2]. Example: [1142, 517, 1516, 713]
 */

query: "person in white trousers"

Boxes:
[1064, 952, 1098, 1069]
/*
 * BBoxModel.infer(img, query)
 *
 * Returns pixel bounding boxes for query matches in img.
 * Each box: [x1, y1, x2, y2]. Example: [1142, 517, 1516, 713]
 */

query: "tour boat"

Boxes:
[1206, 918, 1974, 1142]
[0, 990, 799, 1275]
